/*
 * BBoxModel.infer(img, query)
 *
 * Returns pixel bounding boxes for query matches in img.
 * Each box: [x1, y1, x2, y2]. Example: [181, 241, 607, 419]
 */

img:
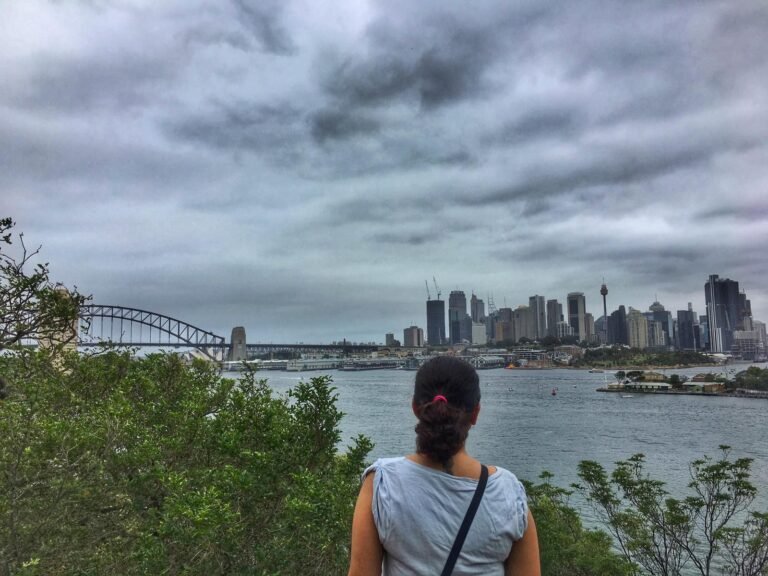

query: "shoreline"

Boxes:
[596, 388, 768, 400]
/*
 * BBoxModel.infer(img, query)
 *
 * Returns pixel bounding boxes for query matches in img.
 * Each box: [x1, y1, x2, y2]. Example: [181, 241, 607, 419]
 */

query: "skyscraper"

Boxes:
[426, 298, 445, 346]
[449, 290, 467, 344]
[403, 325, 424, 348]
[608, 305, 628, 345]
[676, 304, 700, 351]
[470, 293, 485, 323]
[546, 299, 563, 337]
[529, 295, 546, 340]
[705, 275, 740, 353]
[567, 292, 586, 341]
[627, 308, 649, 349]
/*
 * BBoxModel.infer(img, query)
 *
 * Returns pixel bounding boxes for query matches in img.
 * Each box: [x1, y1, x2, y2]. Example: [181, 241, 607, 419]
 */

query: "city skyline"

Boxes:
[2, 1, 767, 342]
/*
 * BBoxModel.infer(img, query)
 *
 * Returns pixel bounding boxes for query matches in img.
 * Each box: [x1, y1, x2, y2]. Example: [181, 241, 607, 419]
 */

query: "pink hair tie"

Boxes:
[432, 395, 448, 404]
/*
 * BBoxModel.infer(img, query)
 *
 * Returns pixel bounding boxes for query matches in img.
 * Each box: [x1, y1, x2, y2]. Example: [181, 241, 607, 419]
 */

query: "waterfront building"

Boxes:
[705, 275, 741, 353]
[230, 326, 247, 361]
[449, 290, 467, 344]
[403, 325, 425, 348]
[528, 295, 546, 340]
[426, 298, 445, 345]
[567, 292, 587, 341]
[627, 307, 649, 349]
[546, 299, 563, 337]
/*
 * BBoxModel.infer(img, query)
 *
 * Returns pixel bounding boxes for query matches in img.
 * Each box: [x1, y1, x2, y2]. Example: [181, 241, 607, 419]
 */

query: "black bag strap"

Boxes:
[440, 464, 489, 576]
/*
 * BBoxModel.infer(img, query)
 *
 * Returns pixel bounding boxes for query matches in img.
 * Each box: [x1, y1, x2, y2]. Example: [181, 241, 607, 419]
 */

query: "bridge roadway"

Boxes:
[78, 341, 392, 353]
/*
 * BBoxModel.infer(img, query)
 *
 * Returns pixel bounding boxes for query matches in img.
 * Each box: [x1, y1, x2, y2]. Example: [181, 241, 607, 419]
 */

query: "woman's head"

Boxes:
[413, 356, 481, 466]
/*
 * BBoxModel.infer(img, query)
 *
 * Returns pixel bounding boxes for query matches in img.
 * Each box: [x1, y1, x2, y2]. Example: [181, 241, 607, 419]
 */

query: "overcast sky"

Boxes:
[2, 0, 767, 343]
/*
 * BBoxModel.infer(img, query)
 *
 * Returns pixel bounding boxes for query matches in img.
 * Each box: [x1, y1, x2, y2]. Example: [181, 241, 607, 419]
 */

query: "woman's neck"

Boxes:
[408, 448, 473, 476]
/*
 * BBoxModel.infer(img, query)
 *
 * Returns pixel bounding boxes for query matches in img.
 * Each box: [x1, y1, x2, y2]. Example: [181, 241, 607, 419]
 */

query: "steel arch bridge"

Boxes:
[79, 305, 226, 360]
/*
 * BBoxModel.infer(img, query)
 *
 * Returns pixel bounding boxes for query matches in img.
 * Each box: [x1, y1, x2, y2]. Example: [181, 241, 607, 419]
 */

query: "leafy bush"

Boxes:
[0, 350, 372, 575]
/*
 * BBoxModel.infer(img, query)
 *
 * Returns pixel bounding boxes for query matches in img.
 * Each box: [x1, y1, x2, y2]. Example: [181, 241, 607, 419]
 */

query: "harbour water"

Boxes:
[228, 365, 768, 506]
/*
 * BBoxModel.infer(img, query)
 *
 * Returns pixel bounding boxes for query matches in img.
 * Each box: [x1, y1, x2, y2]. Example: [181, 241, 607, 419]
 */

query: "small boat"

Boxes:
[621, 394, 634, 398]
[551, 388, 557, 396]
[589, 368, 604, 373]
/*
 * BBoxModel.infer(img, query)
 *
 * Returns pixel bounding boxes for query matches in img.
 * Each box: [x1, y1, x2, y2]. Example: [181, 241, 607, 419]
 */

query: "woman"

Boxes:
[348, 356, 540, 576]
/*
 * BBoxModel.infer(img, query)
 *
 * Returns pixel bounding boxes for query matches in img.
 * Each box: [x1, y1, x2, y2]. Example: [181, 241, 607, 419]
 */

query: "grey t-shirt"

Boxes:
[363, 457, 529, 576]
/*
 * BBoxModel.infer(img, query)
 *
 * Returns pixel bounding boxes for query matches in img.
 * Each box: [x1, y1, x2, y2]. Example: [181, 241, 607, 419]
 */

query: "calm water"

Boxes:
[229, 365, 768, 505]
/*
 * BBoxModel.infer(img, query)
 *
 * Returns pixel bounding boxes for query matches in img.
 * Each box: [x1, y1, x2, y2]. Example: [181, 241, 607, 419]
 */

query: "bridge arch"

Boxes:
[79, 305, 226, 360]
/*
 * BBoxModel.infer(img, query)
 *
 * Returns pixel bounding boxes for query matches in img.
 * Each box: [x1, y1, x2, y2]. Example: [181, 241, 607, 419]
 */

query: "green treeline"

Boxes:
[576, 347, 717, 368]
[2, 351, 767, 576]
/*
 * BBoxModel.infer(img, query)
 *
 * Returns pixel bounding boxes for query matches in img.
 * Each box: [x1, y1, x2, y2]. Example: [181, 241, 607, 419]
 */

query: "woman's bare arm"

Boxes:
[505, 510, 541, 576]
[348, 473, 383, 576]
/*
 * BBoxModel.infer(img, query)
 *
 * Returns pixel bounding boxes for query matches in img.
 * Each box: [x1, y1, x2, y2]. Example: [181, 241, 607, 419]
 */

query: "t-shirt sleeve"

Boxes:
[513, 478, 529, 539]
[361, 460, 390, 541]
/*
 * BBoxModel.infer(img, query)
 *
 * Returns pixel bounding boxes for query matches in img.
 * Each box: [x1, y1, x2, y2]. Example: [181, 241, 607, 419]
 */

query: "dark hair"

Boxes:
[413, 356, 481, 466]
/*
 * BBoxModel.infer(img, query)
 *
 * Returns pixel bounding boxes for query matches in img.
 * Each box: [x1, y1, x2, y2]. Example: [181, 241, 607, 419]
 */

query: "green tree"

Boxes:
[0, 217, 87, 352]
[576, 448, 768, 576]
[0, 350, 372, 575]
[525, 472, 634, 576]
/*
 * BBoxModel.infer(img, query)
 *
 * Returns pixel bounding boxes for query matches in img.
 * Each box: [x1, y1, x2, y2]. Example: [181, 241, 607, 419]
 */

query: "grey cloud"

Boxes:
[165, 102, 305, 156]
[309, 108, 380, 143]
[232, 0, 296, 55]
[320, 8, 519, 111]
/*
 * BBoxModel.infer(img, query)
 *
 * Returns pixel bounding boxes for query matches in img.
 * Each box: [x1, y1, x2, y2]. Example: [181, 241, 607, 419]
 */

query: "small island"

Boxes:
[597, 366, 768, 399]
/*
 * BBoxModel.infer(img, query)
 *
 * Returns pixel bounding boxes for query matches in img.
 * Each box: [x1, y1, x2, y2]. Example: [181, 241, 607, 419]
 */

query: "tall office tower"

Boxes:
[585, 313, 595, 342]
[403, 326, 425, 348]
[699, 315, 710, 350]
[461, 313, 473, 343]
[676, 306, 700, 351]
[738, 292, 753, 330]
[230, 326, 247, 361]
[546, 299, 563, 337]
[647, 320, 665, 349]
[567, 292, 587, 341]
[648, 301, 674, 350]
[529, 295, 546, 340]
[385, 333, 396, 347]
[627, 307, 649, 349]
[705, 275, 741, 352]
[512, 306, 533, 341]
[495, 307, 514, 342]
[448, 290, 467, 344]
[470, 293, 486, 323]
[426, 298, 446, 346]
[608, 305, 628, 345]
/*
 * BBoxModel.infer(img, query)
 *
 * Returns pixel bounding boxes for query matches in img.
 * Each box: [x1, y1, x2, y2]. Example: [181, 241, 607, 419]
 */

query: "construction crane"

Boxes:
[425, 280, 432, 300]
[433, 276, 442, 300]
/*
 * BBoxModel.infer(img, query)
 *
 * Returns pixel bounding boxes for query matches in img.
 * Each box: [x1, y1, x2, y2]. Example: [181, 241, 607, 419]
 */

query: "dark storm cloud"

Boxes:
[320, 12, 503, 110]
